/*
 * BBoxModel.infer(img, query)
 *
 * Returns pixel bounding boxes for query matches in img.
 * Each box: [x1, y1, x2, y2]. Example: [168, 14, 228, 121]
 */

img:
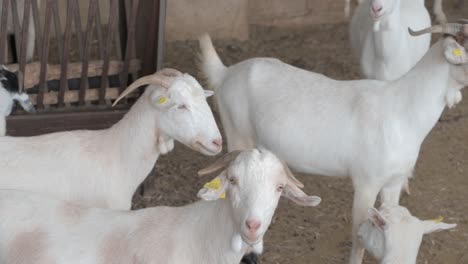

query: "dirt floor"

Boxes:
[133, 2, 468, 264]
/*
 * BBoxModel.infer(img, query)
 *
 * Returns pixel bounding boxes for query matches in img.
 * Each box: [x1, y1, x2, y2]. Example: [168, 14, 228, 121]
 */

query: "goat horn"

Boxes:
[409, 23, 464, 37]
[198, 150, 243, 176]
[112, 74, 172, 107]
[158, 68, 183, 77]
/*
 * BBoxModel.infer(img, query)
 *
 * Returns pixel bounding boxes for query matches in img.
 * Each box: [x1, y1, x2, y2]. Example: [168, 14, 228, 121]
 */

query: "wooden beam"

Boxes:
[7, 59, 141, 90]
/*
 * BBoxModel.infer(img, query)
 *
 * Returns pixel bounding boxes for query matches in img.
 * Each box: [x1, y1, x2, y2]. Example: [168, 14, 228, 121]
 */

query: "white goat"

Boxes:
[1, 0, 37, 62]
[358, 204, 456, 264]
[199, 21, 468, 264]
[0, 149, 321, 264]
[0, 66, 35, 136]
[350, 0, 431, 81]
[0, 68, 222, 210]
[345, 0, 447, 24]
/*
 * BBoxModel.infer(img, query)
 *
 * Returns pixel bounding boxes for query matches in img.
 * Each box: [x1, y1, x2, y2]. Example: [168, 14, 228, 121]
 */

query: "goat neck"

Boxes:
[107, 89, 161, 193]
[390, 40, 457, 141]
[372, 2, 403, 61]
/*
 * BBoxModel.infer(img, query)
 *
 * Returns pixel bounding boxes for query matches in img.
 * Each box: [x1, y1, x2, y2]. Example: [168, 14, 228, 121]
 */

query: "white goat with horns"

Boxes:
[0, 149, 321, 264]
[358, 204, 456, 264]
[0, 68, 222, 210]
[350, 0, 431, 81]
[199, 19, 468, 264]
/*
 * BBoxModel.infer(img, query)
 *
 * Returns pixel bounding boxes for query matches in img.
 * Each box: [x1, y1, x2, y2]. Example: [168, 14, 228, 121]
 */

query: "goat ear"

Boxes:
[422, 220, 457, 235]
[13, 93, 36, 113]
[282, 183, 321, 207]
[197, 173, 228, 201]
[282, 161, 304, 188]
[204, 90, 214, 98]
[149, 89, 176, 111]
[368, 208, 387, 231]
[443, 38, 468, 65]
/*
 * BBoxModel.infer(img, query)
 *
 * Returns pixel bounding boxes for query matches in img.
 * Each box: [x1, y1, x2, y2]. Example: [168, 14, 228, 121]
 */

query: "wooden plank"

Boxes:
[28, 86, 138, 105]
[0, 0, 10, 64]
[6, 109, 129, 137]
[7, 59, 141, 89]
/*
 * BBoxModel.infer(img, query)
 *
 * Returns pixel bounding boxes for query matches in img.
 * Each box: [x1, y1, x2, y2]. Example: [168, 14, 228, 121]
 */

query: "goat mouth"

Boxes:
[241, 234, 262, 246]
[193, 141, 220, 155]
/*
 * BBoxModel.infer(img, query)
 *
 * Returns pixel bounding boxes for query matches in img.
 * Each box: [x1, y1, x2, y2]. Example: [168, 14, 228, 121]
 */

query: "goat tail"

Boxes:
[198, 33, 227, 92]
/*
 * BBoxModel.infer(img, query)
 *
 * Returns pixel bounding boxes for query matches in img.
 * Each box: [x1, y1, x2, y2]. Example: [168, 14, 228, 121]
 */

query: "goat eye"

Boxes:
[277, 184, 284, 192]
[177, 104, 187, 110]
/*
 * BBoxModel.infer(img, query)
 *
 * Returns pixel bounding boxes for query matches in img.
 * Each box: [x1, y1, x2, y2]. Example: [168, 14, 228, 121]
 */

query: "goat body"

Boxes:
[199, 33, 467, 264]
[350, 0, 431, 81]
[0, 73, 222, 210]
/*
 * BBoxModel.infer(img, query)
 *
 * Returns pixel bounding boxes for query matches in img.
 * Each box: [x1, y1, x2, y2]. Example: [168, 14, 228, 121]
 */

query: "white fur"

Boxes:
[0, 73, 222, 210]
[0, 149, 321, 264]
[345, 0, 447, 24]
[199, 34, 468, 264]
[358, 204, 456, 264]
[350, 0, 431, 81]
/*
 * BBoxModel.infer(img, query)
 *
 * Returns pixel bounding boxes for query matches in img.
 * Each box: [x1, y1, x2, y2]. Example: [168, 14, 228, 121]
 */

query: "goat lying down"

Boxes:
[0, 68, 222, 210]
[0, 149, 321, 264]
[199, 21, 468, 264]
[358, 204, 456, 264]
[0, 66, 35, 136]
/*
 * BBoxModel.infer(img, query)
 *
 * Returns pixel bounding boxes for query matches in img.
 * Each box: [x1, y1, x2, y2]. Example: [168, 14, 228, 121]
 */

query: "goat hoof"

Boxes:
[240, 253, 258, 264]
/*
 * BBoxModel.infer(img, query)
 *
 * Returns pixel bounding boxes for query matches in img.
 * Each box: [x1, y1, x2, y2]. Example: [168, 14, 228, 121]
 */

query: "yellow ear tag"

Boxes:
[157, 96, 167, 104]
[431, 216, 444, 223]
[453, 48, 463, 57]
[203, 178, 226, 199]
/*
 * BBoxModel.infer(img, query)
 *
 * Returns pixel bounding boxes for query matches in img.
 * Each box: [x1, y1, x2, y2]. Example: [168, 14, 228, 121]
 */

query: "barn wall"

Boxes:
[165, 0, 348, 41]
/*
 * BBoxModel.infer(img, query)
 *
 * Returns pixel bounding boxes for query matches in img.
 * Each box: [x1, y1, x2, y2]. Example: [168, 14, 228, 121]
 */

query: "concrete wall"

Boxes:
[165, 0, 349, 41]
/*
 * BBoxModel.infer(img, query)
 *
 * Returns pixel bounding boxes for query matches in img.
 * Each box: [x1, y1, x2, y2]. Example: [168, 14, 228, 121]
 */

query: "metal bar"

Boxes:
[94, 1, 104, 58]
[10, 0, 22, 61]
[157, 0, 167, 70]
[120, 0, 139, 93]
[79, 0, 99, 105]
[117, 0, 127, 59]
[99, 0, 119, 104]
[72, 0, 84, 59]
[0, 0, 10, 64]
[31, 0, 43, 62]
[18, 0, 32, 93]
[58, 0, 75, 107]
[51, 0, 63, 62]
[37, 0, 53, 109]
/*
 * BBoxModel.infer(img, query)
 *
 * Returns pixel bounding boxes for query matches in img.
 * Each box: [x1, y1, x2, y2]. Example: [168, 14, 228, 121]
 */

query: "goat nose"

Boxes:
[371, 4, 383, 13]
[212, 138, 222, 148]
[245, 219, 261, 232]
